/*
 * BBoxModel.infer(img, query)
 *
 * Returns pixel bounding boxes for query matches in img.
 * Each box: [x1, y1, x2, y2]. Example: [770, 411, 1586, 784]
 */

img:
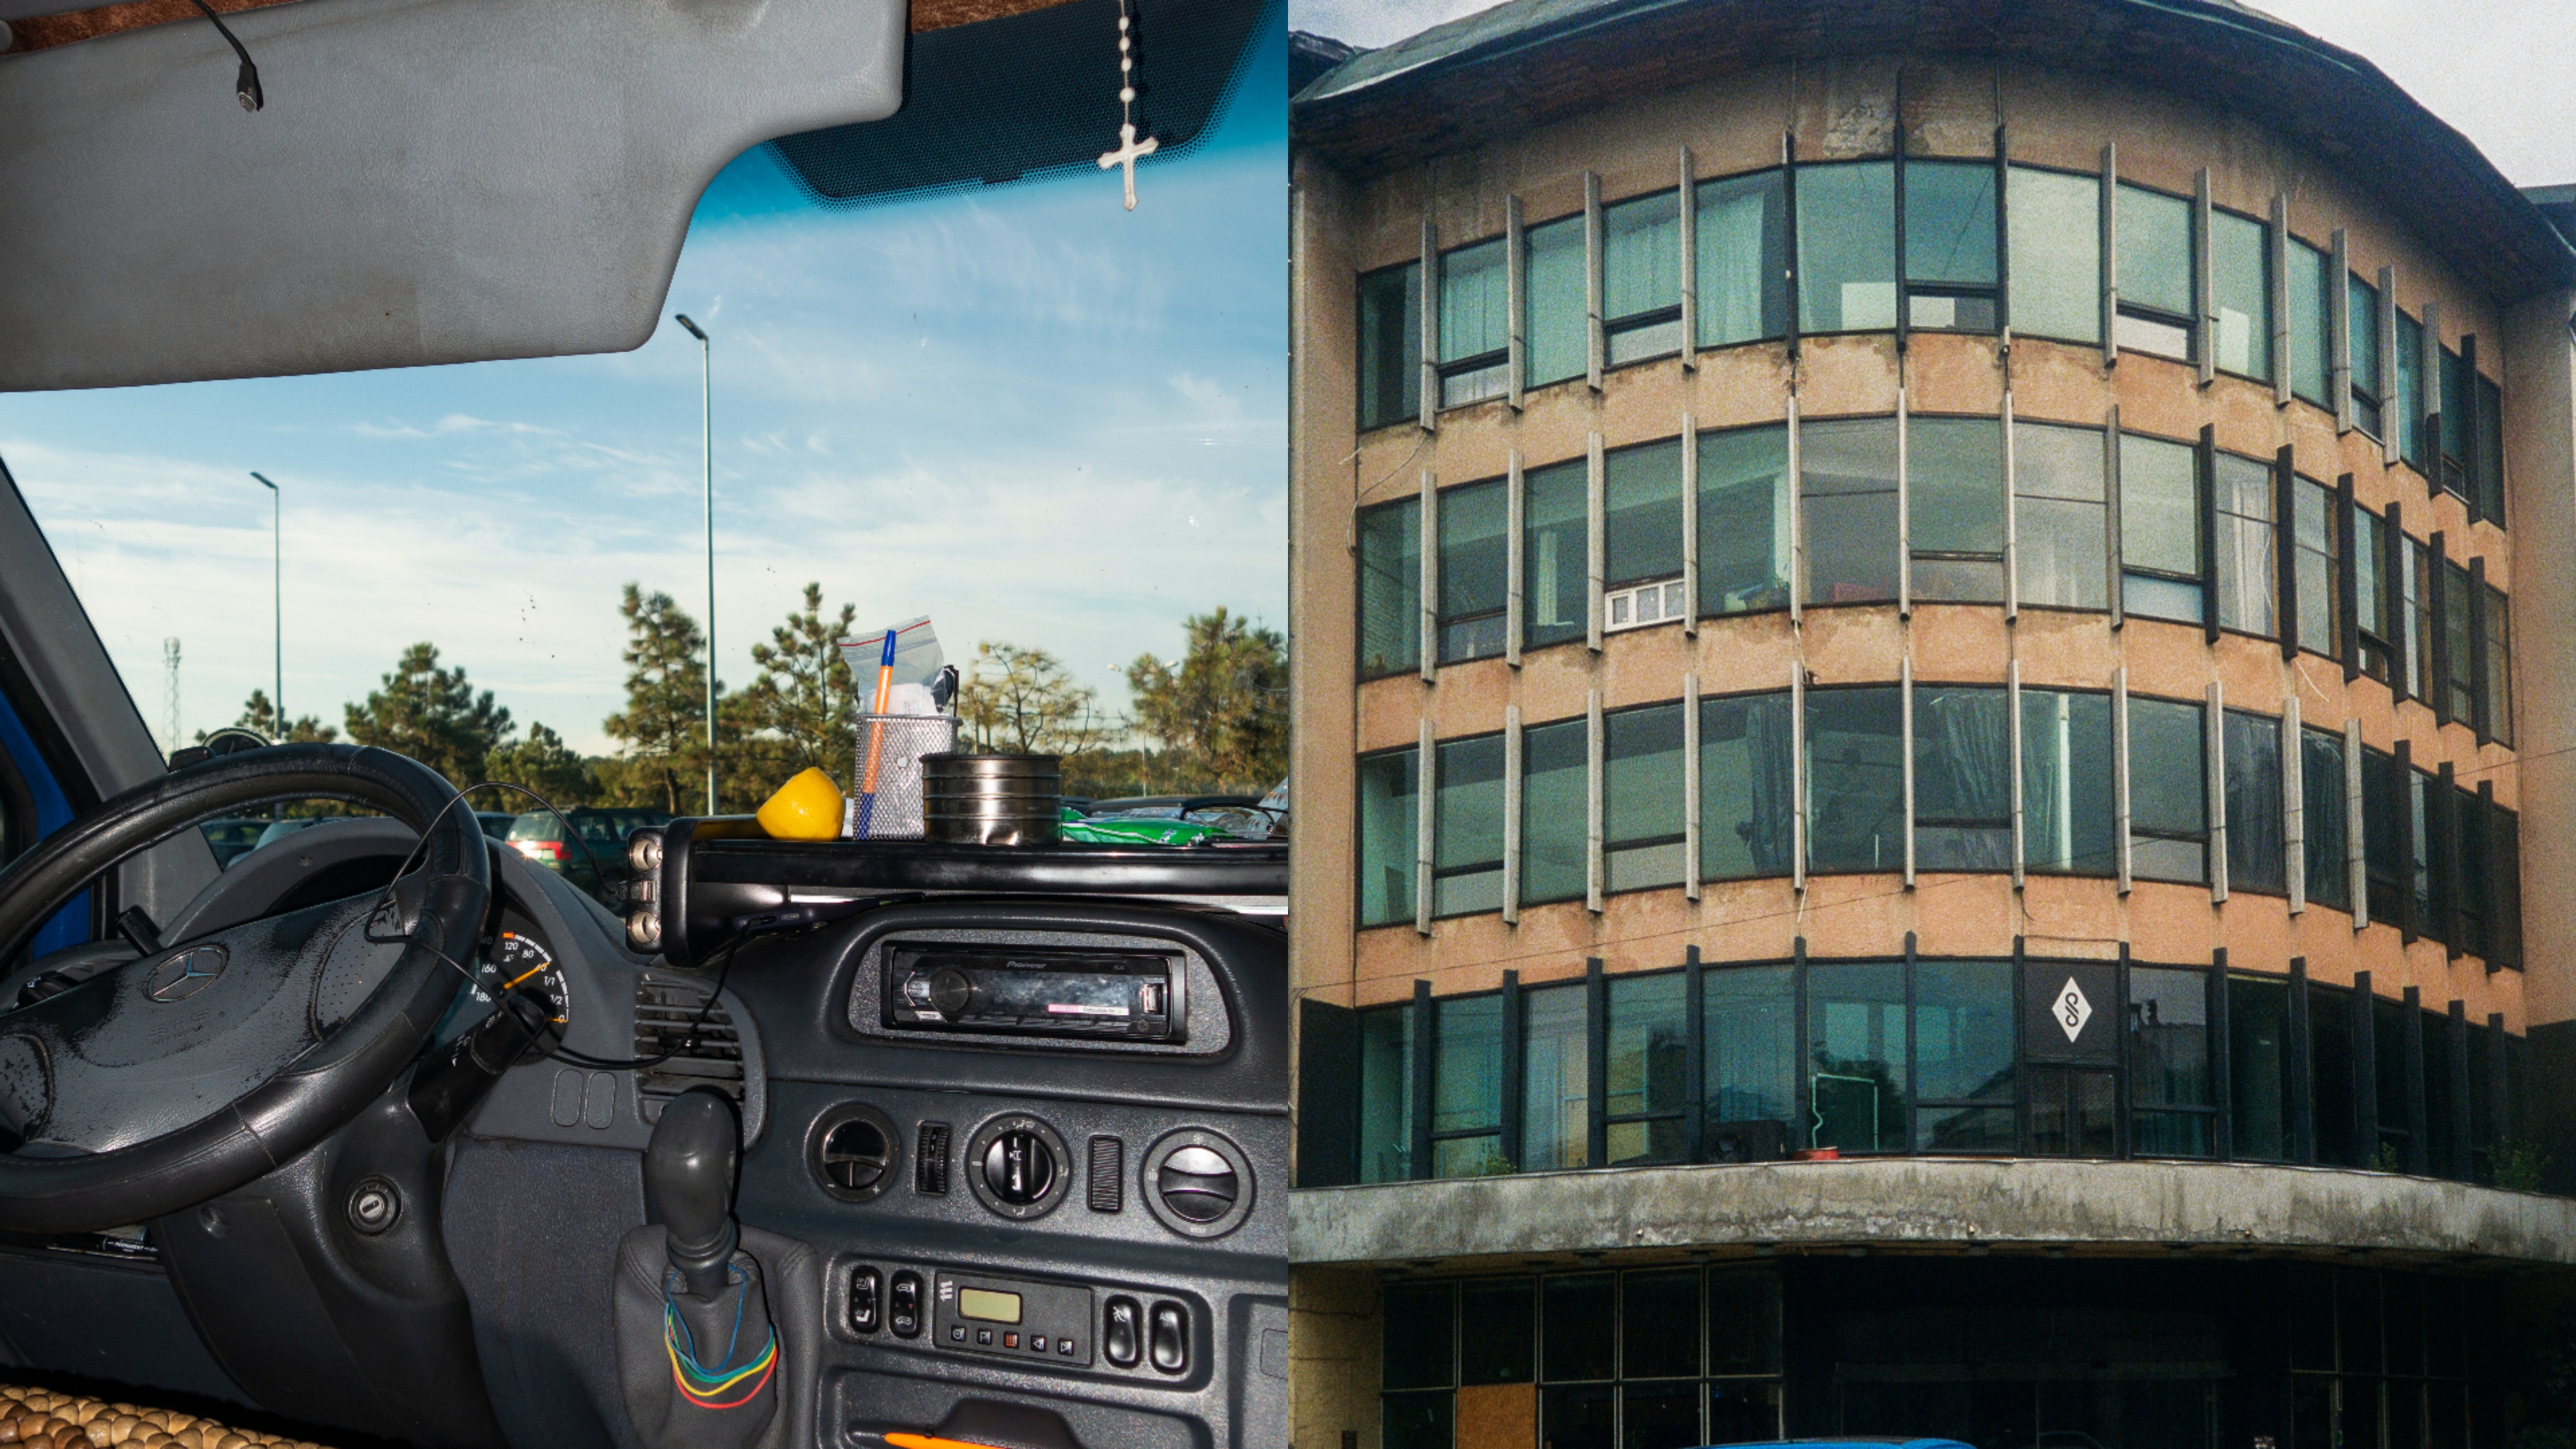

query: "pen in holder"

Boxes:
[846, 712, 961, 840]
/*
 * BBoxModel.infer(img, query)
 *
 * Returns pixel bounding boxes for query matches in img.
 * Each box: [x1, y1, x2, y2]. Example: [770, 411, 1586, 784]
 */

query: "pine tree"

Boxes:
[1125, 608, 1287, 792]
[485, 722, 594, 808]
[342, 643, 512, 785]
[202, 689, 337, 745]
[959, 641, 1115, 759]
[731, 582, 860, 803]
[601, 584, 718, 814]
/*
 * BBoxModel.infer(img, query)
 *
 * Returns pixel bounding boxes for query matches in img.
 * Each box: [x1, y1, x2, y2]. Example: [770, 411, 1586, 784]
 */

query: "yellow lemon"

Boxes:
[755, 767, 846, 841]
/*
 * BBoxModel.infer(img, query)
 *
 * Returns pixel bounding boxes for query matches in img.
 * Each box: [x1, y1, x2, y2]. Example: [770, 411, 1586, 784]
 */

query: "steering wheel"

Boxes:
[0, 743, 489, 1234]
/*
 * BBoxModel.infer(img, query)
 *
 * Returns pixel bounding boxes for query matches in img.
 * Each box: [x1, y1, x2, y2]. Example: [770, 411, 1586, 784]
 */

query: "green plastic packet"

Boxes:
[1057, 806, 1223, 847]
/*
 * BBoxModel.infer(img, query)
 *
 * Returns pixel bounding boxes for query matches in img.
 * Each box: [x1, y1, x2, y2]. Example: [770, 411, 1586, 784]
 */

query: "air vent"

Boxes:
[808, 1104, 902, 1203]
[633, 978, 745, 1124]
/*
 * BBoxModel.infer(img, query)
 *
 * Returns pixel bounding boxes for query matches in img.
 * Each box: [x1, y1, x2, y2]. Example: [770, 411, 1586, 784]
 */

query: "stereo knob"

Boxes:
[983, 1130, 1057, 1206]
[927, 968, 974, 1016]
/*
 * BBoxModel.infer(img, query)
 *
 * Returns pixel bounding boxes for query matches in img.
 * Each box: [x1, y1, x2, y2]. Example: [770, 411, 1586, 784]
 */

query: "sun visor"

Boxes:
[769, 0, 1267, 209]
[0, 0, 905, 392]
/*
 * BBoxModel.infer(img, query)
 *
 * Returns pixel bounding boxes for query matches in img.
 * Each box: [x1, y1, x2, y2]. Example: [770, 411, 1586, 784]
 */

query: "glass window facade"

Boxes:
[2115, 182, 2194, 359]
[1603, 190, 1682, 365]
[1913, 686, 2010, 871]
[2015, 419, 2108, 610]
[1436, 478, 1506, 664]
[2007, 164, 2100, 344]
[1433, 734, 1505, 918]
[2129, 694, 2208, 884]
[1908, 416, 2005, 602]
[1701, 693, 1795, 881]
[1432, 994, 1507, 1177]
[1357, 261, 1420, 430]
[1358, 495, 1419, 679]
[1695, 170, 1788, 347]
[1904, 159, 1998, 331]
[2210, 208, 2270, 379]
[1525, 213, 1587, 388]
[2350, 273, 2384, 437]
[1805, 686, 1904, 873]
[1807, 961, 1907, 1152]
[1521, 716, 1587, 907]
[2224, 709, 2286, 896]
[2212, 451, 2276, 637]
[2130, 966, 2215, 1156]
[1438, 239, 1509, 408]
[1801, 417, 1899, 606]
[1697, 424, 1791, 616]
[2294, 477, 2341, 659]
[1604, 973, 1688, 1165]
[1913, 959, 2016, 1150]
[1356, 747, 1418, 928]
[2121, 432, 2204, 625]
[1798, 162, 1896, 333]
[2022, 688, 2117, 875]
[1524, 457, 1587, 650]
[1603, 439, 1684, 592]
[1603, 703, 1686, 894]
[1523, 981, 1590, 1171]
[2302, 727, 2351, 912]
[2288, 238, 2332, 407]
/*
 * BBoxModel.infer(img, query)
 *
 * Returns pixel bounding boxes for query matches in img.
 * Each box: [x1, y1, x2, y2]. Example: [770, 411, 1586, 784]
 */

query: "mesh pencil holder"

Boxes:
[845, 712, 961, 840]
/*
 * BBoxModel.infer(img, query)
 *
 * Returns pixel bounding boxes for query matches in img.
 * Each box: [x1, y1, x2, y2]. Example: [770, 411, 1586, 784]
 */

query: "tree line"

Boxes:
[208, 582, 1287, 814]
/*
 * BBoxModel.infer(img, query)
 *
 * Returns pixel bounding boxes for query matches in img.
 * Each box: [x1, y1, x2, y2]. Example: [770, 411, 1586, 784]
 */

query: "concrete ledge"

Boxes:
[1290, 1158, 2576, 1267]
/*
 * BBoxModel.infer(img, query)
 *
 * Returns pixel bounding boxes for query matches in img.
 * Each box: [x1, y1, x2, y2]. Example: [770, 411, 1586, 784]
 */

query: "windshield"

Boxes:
[1, 20, 1287, 818]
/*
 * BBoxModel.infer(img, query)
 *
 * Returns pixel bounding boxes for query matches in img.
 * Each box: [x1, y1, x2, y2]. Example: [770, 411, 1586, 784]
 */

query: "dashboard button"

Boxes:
[849, 1267, 882, 1334]
[1148, 1301, 1187, 1375]
[1102, 1296, 1142, 1368]
[889, 1271, 923, 1338]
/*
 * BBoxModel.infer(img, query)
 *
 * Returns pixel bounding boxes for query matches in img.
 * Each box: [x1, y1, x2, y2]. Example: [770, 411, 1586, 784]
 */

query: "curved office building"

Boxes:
[1285, 3, 2576, 1448]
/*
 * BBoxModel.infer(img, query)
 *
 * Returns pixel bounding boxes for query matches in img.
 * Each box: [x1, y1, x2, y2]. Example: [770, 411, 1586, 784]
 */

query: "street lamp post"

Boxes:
[673, 314, 716, 814]
[249, 472, 280, 735]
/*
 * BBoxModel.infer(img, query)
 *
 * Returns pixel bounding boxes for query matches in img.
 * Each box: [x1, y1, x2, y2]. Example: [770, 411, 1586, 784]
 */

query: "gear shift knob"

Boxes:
[644, 1088, 740, 1299]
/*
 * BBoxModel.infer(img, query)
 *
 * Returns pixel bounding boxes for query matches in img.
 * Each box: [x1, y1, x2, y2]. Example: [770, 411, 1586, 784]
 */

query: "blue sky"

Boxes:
[4, 14, 1287, 757]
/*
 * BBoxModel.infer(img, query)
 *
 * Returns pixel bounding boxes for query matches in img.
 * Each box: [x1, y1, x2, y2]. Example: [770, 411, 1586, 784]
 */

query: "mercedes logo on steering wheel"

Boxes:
[144, 946, 227, 1004]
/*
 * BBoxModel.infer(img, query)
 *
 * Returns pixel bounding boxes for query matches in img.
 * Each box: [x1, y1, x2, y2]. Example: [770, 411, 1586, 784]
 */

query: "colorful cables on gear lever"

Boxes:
[663, 1272, 779, 1411]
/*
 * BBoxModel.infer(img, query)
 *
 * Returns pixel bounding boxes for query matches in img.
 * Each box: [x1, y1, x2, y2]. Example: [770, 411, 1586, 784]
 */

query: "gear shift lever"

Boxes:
[645, 1089, 741, 1301]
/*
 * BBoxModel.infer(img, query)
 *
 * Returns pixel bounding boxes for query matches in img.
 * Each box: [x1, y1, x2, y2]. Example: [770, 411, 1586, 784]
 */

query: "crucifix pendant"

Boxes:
[1099, 121, 1159, 211]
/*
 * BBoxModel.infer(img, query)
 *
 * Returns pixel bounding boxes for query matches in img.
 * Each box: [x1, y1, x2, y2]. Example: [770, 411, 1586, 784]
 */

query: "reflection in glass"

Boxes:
[2014, 420, 2108, 610]
[2007, 165, 2100, 344]
[1358, 1003, 1413, 1182]
[1913, 687, 2010, 871]
[2121, 432, 2203, 625]
[1909, 417, 2005, 602]
[1432, 994, 1506, 1177]
[1904, 160, 1998, 331]
[1605, 439, 1684, 588]
[1807, 961, 1906, 1152]
[2210, 208, 2271, 378]
[2224, 711, 2286, 896]
[1605, 973, 1688, 1165]
[2229, 973, 2290, 1161]
[1914, 960, 2015, 1152]
[1801, 417, 1899, 606]
[1358, 496, 1420, 678]
[1357, 262, 1421, 429]
[1700, 694, 1796, 881]
[1797, 162, 1896, 333]
[1805, 687, 1903, 873]
[2294, 479, 2341, 659]
[2129, 965, 2213, 1156]
[1434, 735, 1503, 916]
[2128, 695, 2208, 883]
[1522, 718, 1587, 906]
[2288, 237, 2331, 407]
[1526, 214, 1587, 387]
[1605, 704, 1686, 894]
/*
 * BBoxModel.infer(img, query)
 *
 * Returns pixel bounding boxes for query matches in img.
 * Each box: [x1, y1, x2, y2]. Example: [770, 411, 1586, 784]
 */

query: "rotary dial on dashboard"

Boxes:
[474, 930, 570, 1063]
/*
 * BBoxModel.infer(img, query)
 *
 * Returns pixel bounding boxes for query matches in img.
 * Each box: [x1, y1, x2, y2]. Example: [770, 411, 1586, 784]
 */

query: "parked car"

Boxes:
[506, 806, 671, 901]
[195, 817, 270, 869]
[475, 810, 517, 839]
[1080, 792, 1279, 841]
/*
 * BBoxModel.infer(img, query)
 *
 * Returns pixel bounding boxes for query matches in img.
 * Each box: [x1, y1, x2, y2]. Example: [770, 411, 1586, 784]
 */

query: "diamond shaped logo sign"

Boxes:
[2054, 977, 2094, 1043]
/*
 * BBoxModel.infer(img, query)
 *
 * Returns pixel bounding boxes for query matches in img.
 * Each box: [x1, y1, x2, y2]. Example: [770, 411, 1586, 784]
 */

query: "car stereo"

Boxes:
[881, 941, 1183, 1042]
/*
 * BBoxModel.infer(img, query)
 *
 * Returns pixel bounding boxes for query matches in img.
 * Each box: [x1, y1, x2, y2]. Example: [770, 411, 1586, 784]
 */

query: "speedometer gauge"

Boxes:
[475, 930, 570, 1063]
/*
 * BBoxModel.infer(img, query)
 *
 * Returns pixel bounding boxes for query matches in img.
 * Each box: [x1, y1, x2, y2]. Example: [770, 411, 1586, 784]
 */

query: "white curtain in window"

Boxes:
[1697, 184, 1767, 345]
